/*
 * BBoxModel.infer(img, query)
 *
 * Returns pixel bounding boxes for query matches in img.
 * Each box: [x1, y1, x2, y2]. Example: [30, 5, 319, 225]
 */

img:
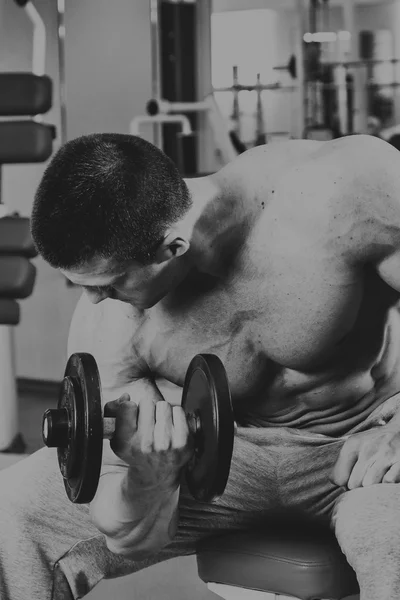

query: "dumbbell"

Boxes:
[42, 353, 235, 504]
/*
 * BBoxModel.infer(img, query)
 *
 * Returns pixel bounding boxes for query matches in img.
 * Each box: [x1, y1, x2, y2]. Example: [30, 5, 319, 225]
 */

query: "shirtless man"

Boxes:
[1, 132, 400, 599]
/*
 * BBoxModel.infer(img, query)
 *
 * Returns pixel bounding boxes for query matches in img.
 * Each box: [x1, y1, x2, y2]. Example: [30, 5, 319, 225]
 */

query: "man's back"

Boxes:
[70, 135, 400, 437]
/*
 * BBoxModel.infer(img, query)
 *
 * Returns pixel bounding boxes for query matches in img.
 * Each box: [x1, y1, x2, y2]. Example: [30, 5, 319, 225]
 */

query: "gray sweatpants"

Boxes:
[1, 397, 400, 600]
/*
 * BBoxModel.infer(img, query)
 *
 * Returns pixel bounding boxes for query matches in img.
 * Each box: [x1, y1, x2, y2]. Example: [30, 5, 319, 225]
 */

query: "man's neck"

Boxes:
[183, 175, 254, 278]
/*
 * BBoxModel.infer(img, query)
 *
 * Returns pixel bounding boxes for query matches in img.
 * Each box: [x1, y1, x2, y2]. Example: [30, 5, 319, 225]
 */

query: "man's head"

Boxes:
[31, 133, 193, 307]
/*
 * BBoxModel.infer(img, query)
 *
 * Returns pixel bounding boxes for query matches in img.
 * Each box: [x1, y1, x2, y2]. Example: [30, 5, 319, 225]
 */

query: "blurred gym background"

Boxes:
[0, 0, 398, 598]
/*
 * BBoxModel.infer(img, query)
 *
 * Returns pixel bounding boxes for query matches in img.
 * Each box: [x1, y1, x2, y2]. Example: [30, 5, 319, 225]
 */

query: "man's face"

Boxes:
[61, 255, 173, 309]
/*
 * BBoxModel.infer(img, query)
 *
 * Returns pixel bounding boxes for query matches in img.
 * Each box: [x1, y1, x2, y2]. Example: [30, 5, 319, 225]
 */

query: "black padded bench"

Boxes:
[197, 521, 359, 600]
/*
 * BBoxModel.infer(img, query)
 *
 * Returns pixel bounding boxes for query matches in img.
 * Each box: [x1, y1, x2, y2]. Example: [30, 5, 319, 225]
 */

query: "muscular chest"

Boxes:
[134, 258, 393, 402]
[134, 167, 399, 400]
[135, 278, 263, 393]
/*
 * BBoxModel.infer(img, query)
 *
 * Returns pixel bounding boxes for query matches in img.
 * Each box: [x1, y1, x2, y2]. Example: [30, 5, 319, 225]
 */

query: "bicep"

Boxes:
[67, 297, 164, 471]
[67, 292, 98, 356]
[67, 293, 148, 397]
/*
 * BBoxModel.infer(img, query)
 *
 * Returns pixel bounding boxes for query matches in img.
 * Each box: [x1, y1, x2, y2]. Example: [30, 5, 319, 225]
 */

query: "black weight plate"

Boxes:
[58, 353, 103, 503]
[57, 376, 78, 480]
[181, 354, 234, 502]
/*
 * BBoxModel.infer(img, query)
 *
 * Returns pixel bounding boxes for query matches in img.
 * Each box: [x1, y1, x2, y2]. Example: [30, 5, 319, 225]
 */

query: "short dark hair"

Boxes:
[31, 133, 192, 268]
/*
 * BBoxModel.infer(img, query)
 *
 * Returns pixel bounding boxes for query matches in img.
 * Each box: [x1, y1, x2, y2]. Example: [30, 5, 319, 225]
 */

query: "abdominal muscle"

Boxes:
[238, 307, 400, 438]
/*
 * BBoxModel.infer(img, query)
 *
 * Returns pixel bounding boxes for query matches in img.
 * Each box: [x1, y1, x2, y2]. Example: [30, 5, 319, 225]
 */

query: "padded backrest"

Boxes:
[0, 73, 52, 116]
[0, 299, 20, 325]
[0, 256, 36, 299]
[0, 217, 37, 258]
[0, 121, 54, 163]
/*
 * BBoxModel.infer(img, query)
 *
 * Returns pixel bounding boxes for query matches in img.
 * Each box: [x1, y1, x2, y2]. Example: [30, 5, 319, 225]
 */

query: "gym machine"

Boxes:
[133, 94, 238, 166]
[131, 0, 238, 174]
[213, 65, 297, 147]
[0, 0, 56, 452]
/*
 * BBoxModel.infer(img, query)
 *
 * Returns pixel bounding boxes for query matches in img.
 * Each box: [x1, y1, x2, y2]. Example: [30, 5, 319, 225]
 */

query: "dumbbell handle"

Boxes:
[43, 409, 200, 448]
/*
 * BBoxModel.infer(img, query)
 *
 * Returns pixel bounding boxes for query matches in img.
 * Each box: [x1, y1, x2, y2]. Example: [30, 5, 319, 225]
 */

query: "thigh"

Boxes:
[276, 428, 346, 518]
[0, 426, 344, 598]
[169, 425, 284, 555]
[174, 425, 346, 554]
[0, 430, 281, 599]
[331, 393, 400, 561]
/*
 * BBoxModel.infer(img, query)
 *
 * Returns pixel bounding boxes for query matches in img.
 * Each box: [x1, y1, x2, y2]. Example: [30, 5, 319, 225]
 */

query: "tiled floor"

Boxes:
[0, 389, 216, 600]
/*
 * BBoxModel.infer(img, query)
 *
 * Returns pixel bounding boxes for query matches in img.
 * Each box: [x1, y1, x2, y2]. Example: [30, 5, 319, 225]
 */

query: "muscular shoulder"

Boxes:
[68, 293, 148, 387]
[211, 136, 385, 217]
[269, 136, 400, 257]
[212, 135, 400, 268]
[328, 135, 400, 262]
[211, 139, 321, 199]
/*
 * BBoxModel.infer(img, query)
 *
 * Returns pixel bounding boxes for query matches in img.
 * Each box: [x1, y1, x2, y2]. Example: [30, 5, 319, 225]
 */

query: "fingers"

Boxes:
[347, 457, 375, 489]
[360, 456, 390, 487]
[347, 457, 400, 488]
[153, 401, 173, 451]
[331, 441, 359, 487]
[107, 393, 191, 459]
[332, 438, 389, 489]
[333, 453, 400, 489]
[109, 399, 139, 455]
[104, 393, 131, 417]
[171, 406, 191, 450]
[382, 462, 400, 483]
[331, 429, 400, 490]
[151, 405, 191, 452]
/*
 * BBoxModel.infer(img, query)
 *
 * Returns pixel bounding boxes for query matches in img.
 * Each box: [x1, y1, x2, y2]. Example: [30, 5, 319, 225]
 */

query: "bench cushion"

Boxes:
[0, 217, 37, 258]
[197, 522, 359, 600]
[0, 256, 36, 298]
[0, 300, 20, 325]
[0, 73, 52, 116]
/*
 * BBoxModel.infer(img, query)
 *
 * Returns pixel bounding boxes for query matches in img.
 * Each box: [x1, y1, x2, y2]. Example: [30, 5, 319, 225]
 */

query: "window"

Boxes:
[211, 9, 281, 145]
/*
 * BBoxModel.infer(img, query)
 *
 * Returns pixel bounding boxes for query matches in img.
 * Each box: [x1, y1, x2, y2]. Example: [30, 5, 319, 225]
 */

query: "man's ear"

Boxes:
[154, 233, 190, 263]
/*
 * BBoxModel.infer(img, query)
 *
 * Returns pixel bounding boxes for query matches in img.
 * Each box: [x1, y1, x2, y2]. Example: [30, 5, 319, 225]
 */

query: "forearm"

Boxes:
[90, 470, 180, 559]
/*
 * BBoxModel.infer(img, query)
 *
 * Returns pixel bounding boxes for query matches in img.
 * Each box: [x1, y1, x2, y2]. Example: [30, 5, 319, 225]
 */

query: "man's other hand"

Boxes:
[331, 425, 400, 489]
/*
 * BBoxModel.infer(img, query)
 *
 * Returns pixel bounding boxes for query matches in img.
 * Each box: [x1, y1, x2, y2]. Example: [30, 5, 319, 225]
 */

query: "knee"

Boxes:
[0, 460, 44, 538]
[332, 485, 400, 570]
[0, 450, 69, 540]
[0, 474, 34, 548]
